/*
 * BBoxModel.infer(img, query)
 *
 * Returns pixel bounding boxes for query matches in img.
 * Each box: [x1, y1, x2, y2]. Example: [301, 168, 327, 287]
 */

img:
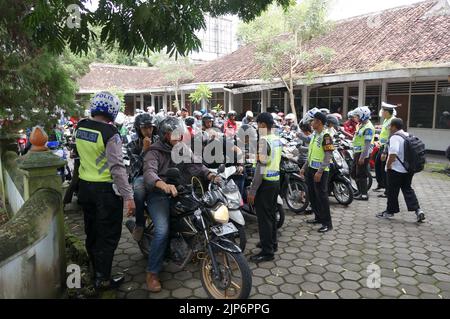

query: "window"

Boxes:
[348, 87, 359, 111]
[270, 91, 284, 111]
[409, 95, 435, 128]
[210, 92, 224, 109]
[435, 95, 450, 129]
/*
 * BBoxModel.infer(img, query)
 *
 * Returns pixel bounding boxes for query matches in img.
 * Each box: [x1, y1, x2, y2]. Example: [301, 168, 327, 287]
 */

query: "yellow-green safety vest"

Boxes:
[379, 116, 395, 145]
[353, 121, 375, 153]
[260, 134, 282, 181]
[307, 130, 331, 172]
[76, 123, 114, 182]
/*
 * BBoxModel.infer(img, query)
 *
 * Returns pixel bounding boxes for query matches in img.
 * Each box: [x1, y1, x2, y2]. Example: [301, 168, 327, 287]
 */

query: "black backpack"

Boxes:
[394, 133, 426, 173]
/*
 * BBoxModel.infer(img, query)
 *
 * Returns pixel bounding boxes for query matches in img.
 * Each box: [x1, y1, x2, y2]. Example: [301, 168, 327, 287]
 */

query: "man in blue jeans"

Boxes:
[143, 117, 221, 292]
[126, 113, 158, 241]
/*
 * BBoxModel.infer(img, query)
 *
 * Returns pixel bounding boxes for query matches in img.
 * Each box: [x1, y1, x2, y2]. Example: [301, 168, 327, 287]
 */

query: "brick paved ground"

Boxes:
[65, 171, 450, 299]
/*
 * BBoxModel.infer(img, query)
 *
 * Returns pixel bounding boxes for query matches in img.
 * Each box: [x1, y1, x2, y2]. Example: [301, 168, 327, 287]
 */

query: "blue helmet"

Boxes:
[89, 91, 121, 121]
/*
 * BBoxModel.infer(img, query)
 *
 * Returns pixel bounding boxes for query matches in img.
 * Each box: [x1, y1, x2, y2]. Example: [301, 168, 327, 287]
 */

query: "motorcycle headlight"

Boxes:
[211, 204, 229, 224]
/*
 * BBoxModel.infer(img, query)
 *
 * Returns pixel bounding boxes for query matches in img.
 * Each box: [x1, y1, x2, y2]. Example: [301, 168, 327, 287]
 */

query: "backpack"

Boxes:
[393, 133, 426, 173]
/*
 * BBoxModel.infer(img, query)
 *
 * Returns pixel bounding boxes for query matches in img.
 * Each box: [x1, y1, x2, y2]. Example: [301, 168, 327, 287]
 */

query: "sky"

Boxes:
[328, 0, 427, 20]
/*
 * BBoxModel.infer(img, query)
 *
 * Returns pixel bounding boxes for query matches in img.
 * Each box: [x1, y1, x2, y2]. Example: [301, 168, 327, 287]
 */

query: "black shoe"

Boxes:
[377, 194, 387, 198]
[307, 219, 321, 224]
[318, 226, 332, 233]
[416, 209, 425, 223]
[303, 209, 314, 215]
[249, 253, 275, 263]
[354, 195, 369, 201]
[376, 211, 394, 219]
[256, 242, 278, 252]
[94, 275, 125, 290]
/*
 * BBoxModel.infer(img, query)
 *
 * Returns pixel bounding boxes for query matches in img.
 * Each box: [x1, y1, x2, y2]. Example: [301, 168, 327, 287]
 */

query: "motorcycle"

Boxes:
[207, 165, 247, 251]
[125, 168, 252, 299]
[328, 149, 354, 205]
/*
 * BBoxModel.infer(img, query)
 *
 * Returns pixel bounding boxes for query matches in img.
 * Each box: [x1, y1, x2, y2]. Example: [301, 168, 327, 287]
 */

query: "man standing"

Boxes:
[376, 118, 425, 222]
[242, 111, 254, 125]
[374, 102, 396, 196]
[352, 106, 374, 201]
[300, 112, 334, 233]
[76, 91, 135, 290]
[180, 107, 189, 119]
[248, 113, 282, 262]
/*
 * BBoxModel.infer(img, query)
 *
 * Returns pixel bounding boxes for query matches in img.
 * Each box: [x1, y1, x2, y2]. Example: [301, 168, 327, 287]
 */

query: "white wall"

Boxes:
[408, 128, 450, 152]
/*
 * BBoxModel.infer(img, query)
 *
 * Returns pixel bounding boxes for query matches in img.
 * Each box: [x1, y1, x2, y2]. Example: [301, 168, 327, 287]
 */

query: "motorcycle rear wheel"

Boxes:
[200, 250, 252, 299]
[333, 180, 354, 205]
[284, 178, 309, 214]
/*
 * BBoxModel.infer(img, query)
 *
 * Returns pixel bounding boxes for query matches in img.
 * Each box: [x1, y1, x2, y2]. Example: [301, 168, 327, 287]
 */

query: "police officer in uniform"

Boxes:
[300, 111, 334, 233]
[374, 102, 396, 197]
[76, 91, 135, 290]
[352, 106, 375, 201]
[248, 112, 282, 262]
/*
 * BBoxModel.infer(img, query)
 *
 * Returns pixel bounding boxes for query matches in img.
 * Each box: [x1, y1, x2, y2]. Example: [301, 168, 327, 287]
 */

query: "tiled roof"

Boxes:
[78, 0, 450, 92]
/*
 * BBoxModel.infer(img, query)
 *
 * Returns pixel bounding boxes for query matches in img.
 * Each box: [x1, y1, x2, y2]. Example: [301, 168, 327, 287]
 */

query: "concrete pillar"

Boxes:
[140, 94, 144, 110]
[228, 92, 234, 111]
[260, 91, 266, 113]
[163, 94, 167, 112]
[267, 90, 271, 111]
[284, 92, 289, 114]
[224, 91, 229, 113]
[358, 80, 365, 107]
[151, 94, 155, 109]
[302, 86, 308, 117]
[381, 80, 387, 103]
[133, 94, 136, 114]
[181, 91, 185, 110]
[343, 86, 349, 118]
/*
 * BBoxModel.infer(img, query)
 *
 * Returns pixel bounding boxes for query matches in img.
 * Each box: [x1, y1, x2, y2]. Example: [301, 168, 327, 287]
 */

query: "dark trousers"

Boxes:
[386, 170, 420, 214]
[375, 145, 387, 189]
[305, 168, 332, 228]
[255, 181, 280, 256]
[77, 180, 123, 281]
[352, 152, 370, 196]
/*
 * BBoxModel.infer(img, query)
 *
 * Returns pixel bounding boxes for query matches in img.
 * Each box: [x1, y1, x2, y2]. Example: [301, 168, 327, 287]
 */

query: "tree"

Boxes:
[189, 84, 212, 111]
[150, 53, 194, 110]
[237, 0, 334, 118]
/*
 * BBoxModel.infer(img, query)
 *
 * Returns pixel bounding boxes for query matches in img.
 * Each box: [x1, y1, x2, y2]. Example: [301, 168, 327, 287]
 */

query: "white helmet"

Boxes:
[114, 112, 126, 125]
[353, 106, 371, 122]
[193, 111, 202, 118]
[285, 113, 296, 121]
[320, 108, 330, 115]
[246, 110, 254, 118]
[302, 107, 320, 123]
[271, 112, 281, 121]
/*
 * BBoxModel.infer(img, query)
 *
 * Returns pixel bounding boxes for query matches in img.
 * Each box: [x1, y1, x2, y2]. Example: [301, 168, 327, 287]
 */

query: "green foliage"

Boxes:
[213, 104, 223, 113]
[189, 84, 212, 105]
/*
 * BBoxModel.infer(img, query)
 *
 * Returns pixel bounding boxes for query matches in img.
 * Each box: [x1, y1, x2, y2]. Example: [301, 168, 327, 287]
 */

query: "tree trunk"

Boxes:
[174, 87, 179, 111]
[289, 58, 297, 118]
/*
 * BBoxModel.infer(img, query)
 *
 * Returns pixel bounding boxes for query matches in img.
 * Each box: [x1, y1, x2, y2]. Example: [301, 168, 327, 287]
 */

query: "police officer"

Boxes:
[352, 106, 375, 201]
[300, 111, 334, 233]
[374, 102, 396, 197]
[76, 91, 135, 290]
[248, 112, 282, 262]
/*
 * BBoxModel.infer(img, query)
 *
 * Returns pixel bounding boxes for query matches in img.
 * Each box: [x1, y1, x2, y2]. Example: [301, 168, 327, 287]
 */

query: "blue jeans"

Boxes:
[133, 176, 147, 227]
[146, 191, 170, 274]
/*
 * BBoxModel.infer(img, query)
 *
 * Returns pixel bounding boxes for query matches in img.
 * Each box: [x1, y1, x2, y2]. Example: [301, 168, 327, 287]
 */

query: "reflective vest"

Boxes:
[307, 130, 331, 172]
[76, 119, 117, 183]
[260, 134, 282, 181]
[353, 120, 375, 153]
[379, 116, 395, 145]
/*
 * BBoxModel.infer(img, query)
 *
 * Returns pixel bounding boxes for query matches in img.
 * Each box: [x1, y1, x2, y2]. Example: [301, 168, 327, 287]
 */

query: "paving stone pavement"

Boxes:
[65, 172, 450, 299]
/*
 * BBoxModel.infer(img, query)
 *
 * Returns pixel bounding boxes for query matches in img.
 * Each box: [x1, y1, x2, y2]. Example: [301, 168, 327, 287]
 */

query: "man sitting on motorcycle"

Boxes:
[142, 117, 221, 292]
[126, 113, 158, 241]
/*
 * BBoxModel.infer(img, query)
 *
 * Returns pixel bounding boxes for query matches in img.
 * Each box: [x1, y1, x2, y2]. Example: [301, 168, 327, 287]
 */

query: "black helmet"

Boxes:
[185, 116, 195, 127]
[134, 113, 156, 138]
[326, 114, 339, 127]
[256, 112, 275, 127]
[228, 110, 237, 118]
[202, 113, 214, 126]
[158, 116, 185, 142]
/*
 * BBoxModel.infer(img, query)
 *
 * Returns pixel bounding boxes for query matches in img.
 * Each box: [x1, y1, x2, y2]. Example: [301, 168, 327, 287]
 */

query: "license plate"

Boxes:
[211, 222, 238, 236]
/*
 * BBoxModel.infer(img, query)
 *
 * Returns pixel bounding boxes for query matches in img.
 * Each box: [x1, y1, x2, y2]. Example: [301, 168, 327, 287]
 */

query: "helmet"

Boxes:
[89, 91, 121, 121]
[193, 111, 202, 118]
[158, 116, 185, 142]
[326, 114, 339, 127]
[256, 112, 275, 127]
[302, 107, 320, 123]
[219, 111, 226, 116]
[285, 113, 296, 121]
[271, 113, 281, 121]
[228, 110, 237, 117]
[210, 109, 217, 116]
[185, 116, 196, 127]
[167, 111, 175, 116]
[353, 106, 371, 122]
[202, 113, 214, 126]
[134, 113, 156, 137]
[246, 111, 254, 118]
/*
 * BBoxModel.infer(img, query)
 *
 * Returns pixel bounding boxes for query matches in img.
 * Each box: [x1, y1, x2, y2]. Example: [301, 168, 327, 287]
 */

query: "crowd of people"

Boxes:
[72, 91, 427, 295]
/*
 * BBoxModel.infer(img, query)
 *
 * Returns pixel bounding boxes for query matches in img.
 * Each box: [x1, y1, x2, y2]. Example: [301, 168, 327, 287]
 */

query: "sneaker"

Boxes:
[376, 211, 394, 219]
[415, 210, 425, 223]
[132, 226, 144, 241]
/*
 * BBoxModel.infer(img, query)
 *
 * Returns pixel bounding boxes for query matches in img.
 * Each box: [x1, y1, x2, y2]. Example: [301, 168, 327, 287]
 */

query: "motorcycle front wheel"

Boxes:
[284, 178, 309, 214]
[276, 204, 285, 229]
[200, 250, 252, 299]
[333, 180, 354, 205]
